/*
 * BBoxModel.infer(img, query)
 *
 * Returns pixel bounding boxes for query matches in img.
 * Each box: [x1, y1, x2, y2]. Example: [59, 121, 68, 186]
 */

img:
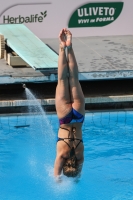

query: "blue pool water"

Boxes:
[0, 111, 133, 200]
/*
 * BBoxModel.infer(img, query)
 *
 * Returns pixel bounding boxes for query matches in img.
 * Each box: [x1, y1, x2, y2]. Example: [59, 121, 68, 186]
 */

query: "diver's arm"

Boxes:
[54, 155, 65, 176]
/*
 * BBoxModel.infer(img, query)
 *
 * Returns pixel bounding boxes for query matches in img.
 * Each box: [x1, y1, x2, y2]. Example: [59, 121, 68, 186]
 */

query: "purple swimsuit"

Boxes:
[59, 108, 84, 125]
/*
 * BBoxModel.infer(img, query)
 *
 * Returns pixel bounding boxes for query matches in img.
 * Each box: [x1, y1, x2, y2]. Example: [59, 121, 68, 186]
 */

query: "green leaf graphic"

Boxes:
[44, 11, 47, 14]
[40, 12, 43, 15]
[68, 2, 124, 28]
[44, 13, 47, 18]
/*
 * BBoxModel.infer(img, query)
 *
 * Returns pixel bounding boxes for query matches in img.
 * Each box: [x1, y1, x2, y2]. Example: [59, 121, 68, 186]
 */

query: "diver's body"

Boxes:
[54, 28, 85, 177]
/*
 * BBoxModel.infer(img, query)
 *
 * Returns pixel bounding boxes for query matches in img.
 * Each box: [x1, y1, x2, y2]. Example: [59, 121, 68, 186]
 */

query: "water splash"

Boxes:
[24, 87, 56, 166]
[25, 87, 54, 136]
[25, 88, 45, 115]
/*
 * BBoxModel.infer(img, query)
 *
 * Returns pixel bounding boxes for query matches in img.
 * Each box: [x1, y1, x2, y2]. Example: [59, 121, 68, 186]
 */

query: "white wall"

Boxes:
[0, 0, 132, 38]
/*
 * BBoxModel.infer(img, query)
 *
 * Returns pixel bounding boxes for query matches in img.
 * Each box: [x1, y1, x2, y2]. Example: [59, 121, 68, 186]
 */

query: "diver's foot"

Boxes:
[64, 29, 72, 48]
[59, 29, 66, 49]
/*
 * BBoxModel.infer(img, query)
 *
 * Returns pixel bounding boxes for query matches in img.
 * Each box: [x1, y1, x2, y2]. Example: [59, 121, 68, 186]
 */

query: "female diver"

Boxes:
[54, 28, 85, 177]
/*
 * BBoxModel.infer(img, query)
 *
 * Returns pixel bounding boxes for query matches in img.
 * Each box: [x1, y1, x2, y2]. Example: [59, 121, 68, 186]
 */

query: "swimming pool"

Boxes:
[0, 110, 133, 200]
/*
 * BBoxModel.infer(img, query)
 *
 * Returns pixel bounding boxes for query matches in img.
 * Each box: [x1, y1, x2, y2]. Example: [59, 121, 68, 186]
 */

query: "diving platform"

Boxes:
[0, 32, 133, 84]
[0, 24, 58, 71]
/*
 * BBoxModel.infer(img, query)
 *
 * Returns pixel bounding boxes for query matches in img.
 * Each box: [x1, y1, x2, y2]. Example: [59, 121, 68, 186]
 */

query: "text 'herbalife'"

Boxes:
[3, 11, 47, 24]
[68, 2, 123, 27]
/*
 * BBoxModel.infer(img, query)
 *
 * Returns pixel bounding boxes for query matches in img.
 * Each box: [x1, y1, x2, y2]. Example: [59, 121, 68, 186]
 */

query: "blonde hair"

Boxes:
[63, 156, 80, 177]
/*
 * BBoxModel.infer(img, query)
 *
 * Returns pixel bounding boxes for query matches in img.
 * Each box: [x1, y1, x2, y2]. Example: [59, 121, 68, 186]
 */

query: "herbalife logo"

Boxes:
[68, 2, 123, 27]
[3, 11, 47, 24]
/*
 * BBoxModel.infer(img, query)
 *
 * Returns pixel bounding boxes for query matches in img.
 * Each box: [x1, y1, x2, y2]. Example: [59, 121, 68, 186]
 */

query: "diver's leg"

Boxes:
[64, 29, 85, 115]
[55, 29, 72, 119]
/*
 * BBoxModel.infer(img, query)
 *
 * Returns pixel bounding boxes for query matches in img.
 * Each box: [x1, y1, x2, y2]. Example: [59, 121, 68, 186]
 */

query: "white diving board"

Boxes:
[0, 24, 58, 71]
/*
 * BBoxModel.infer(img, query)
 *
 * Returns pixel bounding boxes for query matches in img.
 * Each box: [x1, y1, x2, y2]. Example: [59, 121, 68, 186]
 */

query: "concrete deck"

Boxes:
[1, 94, 133, 114]
[0, 35, 133, 84]
[1, 95, 133, 107]
[1, 79, 133, 113]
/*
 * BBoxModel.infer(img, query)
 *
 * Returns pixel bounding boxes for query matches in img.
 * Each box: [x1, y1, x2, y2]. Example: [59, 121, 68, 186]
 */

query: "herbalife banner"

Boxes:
[0, 0, 132, 38]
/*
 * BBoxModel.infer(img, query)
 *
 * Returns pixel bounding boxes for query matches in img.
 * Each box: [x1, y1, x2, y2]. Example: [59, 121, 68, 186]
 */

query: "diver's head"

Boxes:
[63, 156, 81, 177]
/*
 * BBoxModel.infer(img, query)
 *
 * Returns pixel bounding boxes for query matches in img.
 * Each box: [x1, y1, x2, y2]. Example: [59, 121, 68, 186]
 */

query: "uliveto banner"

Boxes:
[0, 0, 132, 38]
[68, 2, 123, 27]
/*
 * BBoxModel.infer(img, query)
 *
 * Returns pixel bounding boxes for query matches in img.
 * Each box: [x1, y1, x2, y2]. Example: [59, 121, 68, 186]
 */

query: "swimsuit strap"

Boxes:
[60, 127, 71, 134]
[58, 127, 83, 149]
[57, 138, 71, 148]
[58, 127, 73, 148]
[75, 139, 83, 149]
